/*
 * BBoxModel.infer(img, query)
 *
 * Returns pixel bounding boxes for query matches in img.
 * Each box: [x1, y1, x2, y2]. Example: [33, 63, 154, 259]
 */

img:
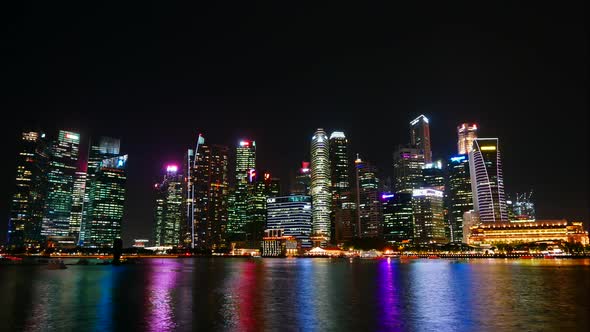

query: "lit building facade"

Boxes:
[227, 140, 256, 241]
[393, 145, 425, 194]
[310, 129, 331, 246]
[247, 171, 280, 241]
[7, 131, 48, 247]
[469, 138, 508, 223]
[447, 155, 473, 243]
[82, 155, 128, 248]
[261, 229, 298, 257]
[355, 156, 382, 238]
[457, 123, 478, 155]
[291, 161, 311, 195]
[266, 195, 313, 248]
[410, 114, 432, 163]
[153, 165, 184, 246]
[423, 161, 444, 190]
[382, 193, 413, 244]
[41, 130, 80, 238]
[329, 131, 351, 244]
[412, 188, 447, 244]
[69, 171, 87, 242]
[468, 220, 589, 245]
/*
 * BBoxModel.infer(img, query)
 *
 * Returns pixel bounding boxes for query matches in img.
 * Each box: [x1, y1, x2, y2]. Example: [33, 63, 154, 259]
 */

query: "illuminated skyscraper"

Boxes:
[41, 130, 80, 237]
[354, 156, 382, 238]
[329, 131, 351, 243]
[69, 171, 87, 242]
[310, 128, 331, 246]
[412, 188, 446, 244]
[447, 155, 473, 243]
[190, 143, 230, 249]
[7, 131, 48, 247]
[410, 114, 432, 163]
[266, 195, 313, 248]
[469, 138, 508, 223]
[423, 161, 444, 190]
[291, 161, 311, 195]
[457, 123, 478, 155]
[153, 165, 184, 246]
[393, 145, 425, 193]
[227, 140, 256, 241]
[382, 193, 413, 244]
[82, 154, 128, 248]
[246, 171, 280, 241]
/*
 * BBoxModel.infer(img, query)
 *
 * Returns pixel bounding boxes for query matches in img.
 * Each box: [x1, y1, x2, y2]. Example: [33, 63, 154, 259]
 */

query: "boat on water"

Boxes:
[47, 259, 67, 270]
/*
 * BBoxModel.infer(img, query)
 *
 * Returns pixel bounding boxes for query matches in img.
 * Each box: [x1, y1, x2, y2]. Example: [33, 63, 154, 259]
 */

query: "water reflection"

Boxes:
[146, 260, 181, 331]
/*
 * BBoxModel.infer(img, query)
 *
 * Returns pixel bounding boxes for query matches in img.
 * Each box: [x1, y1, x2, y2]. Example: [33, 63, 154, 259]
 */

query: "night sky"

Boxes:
[1, 3, 587, 245]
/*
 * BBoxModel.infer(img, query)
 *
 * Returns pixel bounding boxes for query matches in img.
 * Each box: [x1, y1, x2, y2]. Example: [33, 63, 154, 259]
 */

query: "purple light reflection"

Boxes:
[377, 258, 402, 330]
[147, 260, 180, 331]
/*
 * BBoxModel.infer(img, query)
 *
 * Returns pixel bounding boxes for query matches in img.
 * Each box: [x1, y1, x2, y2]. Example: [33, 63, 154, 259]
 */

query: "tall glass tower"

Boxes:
[355, 156, 382, 238]
[153, 164, 184, 246]
[41, 130, 80, 237]
[393, 145, 425, 194]
[69, 171, 87, 243]
[469, 138, 508, 223]
[410, 114, 432, 163]
[457, 123, 478, 155]
[7, 131, 48, 247]
[310, 128, 331, 246]
[447, 155, 473, 243]
[227, 140, 256, 241]
[329, 131, 351, 243]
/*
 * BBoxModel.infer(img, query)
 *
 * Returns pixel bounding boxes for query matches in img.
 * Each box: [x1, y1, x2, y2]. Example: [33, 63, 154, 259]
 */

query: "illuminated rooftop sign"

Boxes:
[65, 133, 79, 141]
[239, 140, 250, 147]
[412, 189, 444, 198]
[381, 194, 395, 199]
[329, 131, 346, 139]
[480, 146, 496, 151]
[166, 165, 178, 173]
[450, 155, 466, 162]
[410, 114, 429, 126]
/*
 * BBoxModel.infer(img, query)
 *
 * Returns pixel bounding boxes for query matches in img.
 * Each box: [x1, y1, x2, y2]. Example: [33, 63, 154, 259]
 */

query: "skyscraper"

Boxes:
[469, 138, 508, 223]
[153, 165, 184, 246]
[291, 161, 311, 195]
[227, 140, 256, 241]
[310, 128, 331, 246]
[82, 154, 128, 248]
[457, 123, 478, 155]
[247, 171, 280, 241]
[329, 131, 351, 244]
[354, 156, 382, 238]
[412, 188, 446, 244]
[447, 155, 473, 243]
[41, 130, 80, 238]
[7, 131, 48, 247]
[190, 143, 230, 249]
[80, 136, 121, 245]
[410, 114, 432, 163]
[423, 161, 444, 190]
[69, 171, 87, 242]
[266, 195, 313, 249]
[393, 145, 425, 193]
[381, 192, 413, 244]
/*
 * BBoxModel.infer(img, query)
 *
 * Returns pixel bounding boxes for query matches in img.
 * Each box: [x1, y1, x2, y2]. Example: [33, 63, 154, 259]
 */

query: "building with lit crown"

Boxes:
[227, 140, 256, 241]
[153, 165, 184, 246]
[412, 188, 447, 244]
[310, 129, 331, 246]
[469, 138, 508, 223]
[410, 114, 432, 163]
[468, 220, 589, 245]
[457, 123, 478, 155]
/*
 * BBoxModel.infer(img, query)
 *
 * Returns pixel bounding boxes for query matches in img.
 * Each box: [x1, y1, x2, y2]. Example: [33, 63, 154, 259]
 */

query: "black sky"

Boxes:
[1, 3, 587, 245]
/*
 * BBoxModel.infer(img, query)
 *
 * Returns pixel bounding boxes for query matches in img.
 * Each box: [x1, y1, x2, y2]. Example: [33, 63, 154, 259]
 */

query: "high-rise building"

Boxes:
[381, 192, 413, 244]
[507, 191, 536, 222]
[447, 155, 473, 243]
[189, 143, 230, 249]
[469, 138, 508, 223]
[227, 140, 256, 241]
[41, 130, 80, 238]
[80, 136, 121, 245]
[457, 123, 478, 155]
[462, 210, 479, 244]
[266, 195, 313, 248]
[291, 161, 311, 195]
[82, 155, 128, 248]
[69, 171, 87, 243]
[423, 161, 444, 190]
[410, 114, 432, 163]
[393, 145, 425, 193]
[354, 156, 382, 238]
[153, 165, 184, 246]
[329, 131, 351, 244]
[247, 171, 280, 241]
[310, 129, 331, 246]
[412, 188, 446, 244]
[7, 131, 48, 247]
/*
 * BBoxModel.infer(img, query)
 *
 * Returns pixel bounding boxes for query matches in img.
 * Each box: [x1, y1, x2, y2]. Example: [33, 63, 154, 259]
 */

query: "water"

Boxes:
[1, 258, 588, 331]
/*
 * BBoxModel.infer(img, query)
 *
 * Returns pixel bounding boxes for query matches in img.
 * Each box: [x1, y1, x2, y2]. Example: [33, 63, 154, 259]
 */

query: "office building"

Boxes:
[355, 156, 382, 238]
[410, 114, 432, 163]
[412, 188, 446, 244]
[393, 145, 425, 193]
[329, 131, 351, 243]
[266, 195, 313, 248]
[469, 138, 508, 223]
[423, 161, 444, 190]
[310, 128, 331, 246]
[69, 171, 87, 242]
[381, 193, 413, 244]
[291, 161, 311, 195]
[247, 171, 280, 241]
[153, 165, 184, 246]
[447, 155, 473, 243]
[227, 140, 256, 241]
[457, 123, 478, 155]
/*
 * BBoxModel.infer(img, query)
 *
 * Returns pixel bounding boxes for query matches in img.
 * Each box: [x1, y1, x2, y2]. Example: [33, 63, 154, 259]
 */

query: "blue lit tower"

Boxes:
[310, 129, 331, 246]
[447, 155, 473, 243]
